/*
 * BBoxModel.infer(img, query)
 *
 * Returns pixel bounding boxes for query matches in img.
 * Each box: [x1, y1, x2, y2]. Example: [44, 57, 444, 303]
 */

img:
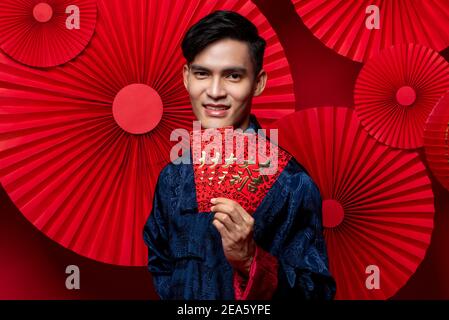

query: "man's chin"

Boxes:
[199, 118, 233, 129]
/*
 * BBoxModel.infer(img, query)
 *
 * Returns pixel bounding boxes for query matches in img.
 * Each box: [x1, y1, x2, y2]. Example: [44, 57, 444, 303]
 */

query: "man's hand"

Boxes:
[211, 197, 256, 277]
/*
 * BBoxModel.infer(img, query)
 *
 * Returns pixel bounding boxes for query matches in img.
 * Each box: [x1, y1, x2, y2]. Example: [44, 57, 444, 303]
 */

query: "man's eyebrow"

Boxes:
[190, 64, 248, 74]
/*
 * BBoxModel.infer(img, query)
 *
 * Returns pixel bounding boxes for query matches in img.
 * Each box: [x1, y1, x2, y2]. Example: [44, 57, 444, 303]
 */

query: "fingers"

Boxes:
[213, 212, 239, 233]
[210, 203, 244, 225]
[211, 198, 255, 244]
[212, 218, 233, 241]
[211, 198, 249, 224]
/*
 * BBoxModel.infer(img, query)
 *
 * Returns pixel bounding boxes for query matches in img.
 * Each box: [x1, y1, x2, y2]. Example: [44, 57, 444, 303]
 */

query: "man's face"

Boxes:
[183, 38, 266, 129]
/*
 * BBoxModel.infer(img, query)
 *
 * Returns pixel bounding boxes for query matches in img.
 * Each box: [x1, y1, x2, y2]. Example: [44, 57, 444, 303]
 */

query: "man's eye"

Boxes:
[227, 73, 241, 80]
[194, 72, 208, 78]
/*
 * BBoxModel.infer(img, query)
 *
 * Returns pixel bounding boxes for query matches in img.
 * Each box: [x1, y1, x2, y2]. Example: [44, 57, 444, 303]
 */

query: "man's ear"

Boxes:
[253, 69, 267, 97]
[183, 64, 190, 90]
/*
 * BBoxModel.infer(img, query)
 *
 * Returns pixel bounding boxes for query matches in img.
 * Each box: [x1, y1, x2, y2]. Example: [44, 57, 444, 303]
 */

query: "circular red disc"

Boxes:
[396, 86, 416, 107]
[322, 199, 345, 228]
[33, 3, 53, 23]
[113, 84, 163, 134]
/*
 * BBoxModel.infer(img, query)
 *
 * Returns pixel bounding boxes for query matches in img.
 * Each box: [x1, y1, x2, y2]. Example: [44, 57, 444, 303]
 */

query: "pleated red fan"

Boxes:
[0, 0, 295, 266]
[292, 0, 449, 62]
[0, 0, 97, 67]
[271, 107, 435, 300]
[424, 92, 449, 191]
[354, 44, 449, 149]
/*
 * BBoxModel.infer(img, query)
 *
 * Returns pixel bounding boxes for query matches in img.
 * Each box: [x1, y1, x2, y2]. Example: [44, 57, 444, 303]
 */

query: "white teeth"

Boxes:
[206, 106, 227, 110]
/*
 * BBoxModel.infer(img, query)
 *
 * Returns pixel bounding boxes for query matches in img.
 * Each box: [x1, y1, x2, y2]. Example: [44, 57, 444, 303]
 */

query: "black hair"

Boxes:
[181, 10, 266, 76]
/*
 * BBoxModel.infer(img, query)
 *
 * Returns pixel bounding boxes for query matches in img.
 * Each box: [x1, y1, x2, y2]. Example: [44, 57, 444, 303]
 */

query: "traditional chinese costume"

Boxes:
[143, 115, 336, 300]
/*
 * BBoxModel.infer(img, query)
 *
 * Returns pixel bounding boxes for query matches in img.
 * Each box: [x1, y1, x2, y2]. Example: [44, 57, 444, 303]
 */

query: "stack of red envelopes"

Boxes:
[191, 127, 291, 214]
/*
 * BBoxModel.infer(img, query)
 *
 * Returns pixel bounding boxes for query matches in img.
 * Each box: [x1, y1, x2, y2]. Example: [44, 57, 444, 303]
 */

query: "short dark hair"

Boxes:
[181, 10, 266, 76]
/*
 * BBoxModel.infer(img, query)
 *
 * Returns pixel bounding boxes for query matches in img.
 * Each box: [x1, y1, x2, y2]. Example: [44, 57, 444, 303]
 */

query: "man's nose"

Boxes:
[206, 77, 226, 99]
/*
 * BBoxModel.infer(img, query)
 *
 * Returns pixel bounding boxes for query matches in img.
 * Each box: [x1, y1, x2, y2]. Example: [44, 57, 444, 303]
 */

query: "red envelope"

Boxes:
[191, 127, 291, 214]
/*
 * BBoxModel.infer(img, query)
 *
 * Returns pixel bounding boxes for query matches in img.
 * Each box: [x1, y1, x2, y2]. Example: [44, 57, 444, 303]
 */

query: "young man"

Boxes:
[143, 10, 336, 300]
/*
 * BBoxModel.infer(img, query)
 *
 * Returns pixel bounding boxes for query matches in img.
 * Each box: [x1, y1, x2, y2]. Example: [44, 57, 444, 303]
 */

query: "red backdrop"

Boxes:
[1, 0, 448, 299]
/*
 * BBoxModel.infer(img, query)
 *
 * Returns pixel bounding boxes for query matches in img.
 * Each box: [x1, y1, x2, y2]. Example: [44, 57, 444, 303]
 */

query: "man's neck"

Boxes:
[234, 115, 252, 131]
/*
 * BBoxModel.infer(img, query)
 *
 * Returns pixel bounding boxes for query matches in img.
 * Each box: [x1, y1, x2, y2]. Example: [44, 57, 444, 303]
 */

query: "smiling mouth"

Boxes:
[203, 104, 231, 118]
[203, 104, 231, 110]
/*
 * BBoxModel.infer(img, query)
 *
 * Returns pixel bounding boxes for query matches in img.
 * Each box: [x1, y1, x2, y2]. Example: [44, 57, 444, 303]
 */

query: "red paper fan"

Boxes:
[271, 107, 435, 299]
[424, 92, 449, 191]
[354, 44, 449, 149]
[0, 0, 97, 67]
[292, 0, 449, 62]
[0, 0, 295, 266]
